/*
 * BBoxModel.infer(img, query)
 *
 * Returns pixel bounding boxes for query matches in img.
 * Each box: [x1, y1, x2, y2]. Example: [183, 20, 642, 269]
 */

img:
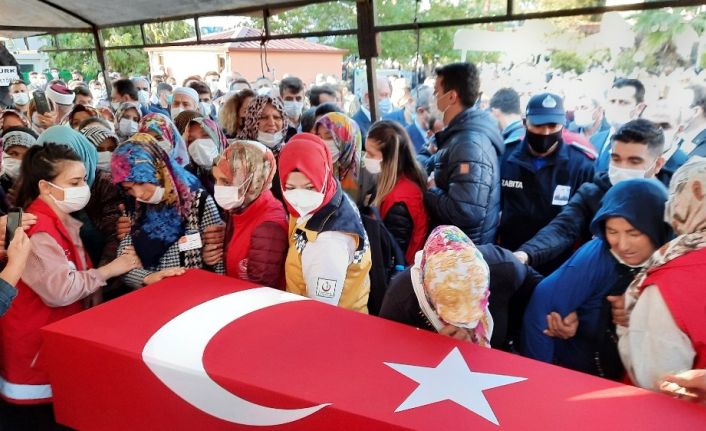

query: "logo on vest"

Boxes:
[316, 278, 337, 298]
[502, 179, 523, 189]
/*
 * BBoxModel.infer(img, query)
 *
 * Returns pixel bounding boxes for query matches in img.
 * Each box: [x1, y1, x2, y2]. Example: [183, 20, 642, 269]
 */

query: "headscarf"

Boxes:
[138, 112, 189, 166]
[214, 140, 276, 209]
[111, 134, 202, 268]
[278, 132, 337, 217]
[0, 126, 38, 149]
[627, 157, 706, 298]
[173, 110, 201, 135]
[184, 117, 228, 153]
[80, 125, 119, 149]
[64, 104, 99, 128]
[37, 125, 98, 187]
[0, 109, 30, 132]
[413, 225, 492, 347]
[236, 95, 288, 150]
[314, 112, 362, 183]
[115, 102, 143, 125]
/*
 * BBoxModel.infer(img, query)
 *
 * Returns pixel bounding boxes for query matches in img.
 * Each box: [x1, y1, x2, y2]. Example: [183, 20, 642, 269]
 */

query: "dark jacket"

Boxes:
[424, 108, 504, 244]
[383, 203, 413, 257]
[80, 170, 122, 267]
[383, 108, 411, 127]
[379, 244, 543, 349]
[352, 108, 372, 147]
[687, 128, 706, 159]
[406, 122, 427, 153]
[517, 171, 611, 268]
[499, 138, 595, 274]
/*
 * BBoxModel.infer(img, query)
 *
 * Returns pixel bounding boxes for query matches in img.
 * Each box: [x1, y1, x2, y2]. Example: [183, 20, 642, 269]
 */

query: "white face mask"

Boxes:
[157, 140, 172, 154]
[324, 139, 339, 162]
[11, 92, 29, 106]
[208, 80, 219, 93]
[363, 155, 382, 175]
[110, 101, 121, 112]
[257, 130, 284, 149]
[138, 90, 150, 106]
[283, 100, 304, 119]
[136, 186, 165, 205]
[188, 138, 219, 168]
[47, 182, 91, 213]
[283, 188, 325, 218]
[256, 86, 272, 96]
[97, 151, 112, 171]
[200, 102, 212, 117]
[213, 185, 244, 210]
[608, 162, 650, 185]
[2, 157, 21, 179]
[118, 118, 139, 137]
[573, 109, 595, 128]
[170, 107, 184, 121]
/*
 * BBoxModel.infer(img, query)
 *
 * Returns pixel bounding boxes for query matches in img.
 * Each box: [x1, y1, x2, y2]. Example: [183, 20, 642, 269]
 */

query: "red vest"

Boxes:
[0, 199, 88, 404]
[641, 247, 706, 369]
[225, 190, 288, 288]
[380, 177, 429, 264]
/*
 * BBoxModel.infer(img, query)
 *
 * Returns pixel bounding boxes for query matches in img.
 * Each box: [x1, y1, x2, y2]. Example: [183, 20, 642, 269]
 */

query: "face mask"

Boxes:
[435, 91, 451, 120]
[118, 118, 139, 137]
[188, 138, 219, 168]
[11, 92, 29, 106]
[283, 101, 304, 119]
[573, 109, 594, 128]
[257, 87, 272, 96]
[257, 130, 283, 149]
[284, 188, 325, 218]
[136, 186, 165, 205]
[208, 80, 219, 93]
[323, 139, 340, 162]
[526, 129, 561, 154]
[97, 151, 112, 171]
[200, 102, 212, 116]
[605, 105, 633, 130]
[363, 155, 382, 175]
[166, 94, 174, 104]
[150, 94, 159, 105]
[47, 182, 91, 213]
[213, 185, 244, 210]
[138, 90, 150, 106]
[608, 163, 650, 185]
[170, 107, 184, 121]
[157, 140, 172, 154]
[378, 97, 393, 115]
[2, 157, 21, 179]
[110, 101, 121, 112]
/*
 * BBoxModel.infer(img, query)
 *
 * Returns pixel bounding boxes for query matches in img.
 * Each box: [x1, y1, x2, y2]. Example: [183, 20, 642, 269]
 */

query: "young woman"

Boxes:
[364, 120, 428, 265]
[80, 125, 119, 172]
[279, 133, 371, 312]
[219, 88, 254, 139]
[111, 134, 224, 288]
[522, 178, 671, 380]
[0, 144, 138, 425]
[620, 158, 706, 391]
[114, 101, 142, 143]
[138, 112, 189, 166]
[211, 140, 288, 288]
[314, 112, 362, 200]
[183, 116, 228, 194]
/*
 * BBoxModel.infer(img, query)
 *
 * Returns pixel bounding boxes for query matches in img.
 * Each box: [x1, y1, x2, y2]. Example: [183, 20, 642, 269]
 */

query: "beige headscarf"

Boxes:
[214, 140, 276, 209]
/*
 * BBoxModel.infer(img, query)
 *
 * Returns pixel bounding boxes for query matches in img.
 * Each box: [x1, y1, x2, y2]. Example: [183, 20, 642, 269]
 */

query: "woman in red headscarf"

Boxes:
[279, 133, 371, 313]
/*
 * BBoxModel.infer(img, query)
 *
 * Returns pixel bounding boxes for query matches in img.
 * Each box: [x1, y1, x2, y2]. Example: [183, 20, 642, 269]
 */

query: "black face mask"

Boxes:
[526, 129, 561, 154]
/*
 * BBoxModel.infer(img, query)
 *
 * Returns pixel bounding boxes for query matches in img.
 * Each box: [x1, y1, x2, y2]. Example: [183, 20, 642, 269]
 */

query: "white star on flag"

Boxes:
[385, 347, 527, 425]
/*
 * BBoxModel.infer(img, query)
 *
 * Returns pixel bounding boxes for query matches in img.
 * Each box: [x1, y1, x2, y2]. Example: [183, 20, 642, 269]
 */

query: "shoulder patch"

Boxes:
[316, 278, 337, 298]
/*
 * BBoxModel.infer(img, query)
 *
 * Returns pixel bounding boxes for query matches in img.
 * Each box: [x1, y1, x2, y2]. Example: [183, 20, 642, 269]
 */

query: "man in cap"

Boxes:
[498, 92, 594, 275]
[45, 82, 75, 124]
[169, 87, 200, 121]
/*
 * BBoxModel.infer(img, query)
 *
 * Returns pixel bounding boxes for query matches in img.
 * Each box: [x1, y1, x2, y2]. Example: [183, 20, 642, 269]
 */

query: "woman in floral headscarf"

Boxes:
[114, 101, 142, 142]
[314, 112, 362, 200]
[212, 140, 288, 288]
[65, 104, 100, 130]
[111, 133, 223, 288]
[183, 116, 228, 194]
[138, 112, 189, 166]
[619, 157, 706, 391]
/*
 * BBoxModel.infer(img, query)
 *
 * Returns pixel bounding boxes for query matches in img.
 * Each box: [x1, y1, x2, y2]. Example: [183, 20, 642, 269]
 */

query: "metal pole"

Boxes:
[92, 26, 111, 99]
[356, 0, 379, 122]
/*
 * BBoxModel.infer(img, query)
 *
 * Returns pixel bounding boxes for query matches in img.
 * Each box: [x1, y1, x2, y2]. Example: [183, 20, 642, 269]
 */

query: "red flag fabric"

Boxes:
[41, 270, 706, 430]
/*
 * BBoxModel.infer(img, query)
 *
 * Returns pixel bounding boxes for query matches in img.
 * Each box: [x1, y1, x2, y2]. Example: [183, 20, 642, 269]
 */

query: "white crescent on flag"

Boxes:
[141, 287, 331, 426]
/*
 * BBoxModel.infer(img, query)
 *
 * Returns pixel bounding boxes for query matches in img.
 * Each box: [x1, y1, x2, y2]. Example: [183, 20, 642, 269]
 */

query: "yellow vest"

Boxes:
[285, 217, 371, 313]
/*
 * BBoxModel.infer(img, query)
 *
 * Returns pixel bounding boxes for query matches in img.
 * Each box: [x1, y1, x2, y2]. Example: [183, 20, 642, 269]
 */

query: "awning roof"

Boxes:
[0, 0, 326, 38]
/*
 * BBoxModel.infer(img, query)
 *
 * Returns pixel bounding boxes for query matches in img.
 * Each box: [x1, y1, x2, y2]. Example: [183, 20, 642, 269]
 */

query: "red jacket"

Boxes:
[0, 199, 87, 404]
[380, 177, 429, 264]
[642, 248, 706, 369]
[225, 190, 289, 289]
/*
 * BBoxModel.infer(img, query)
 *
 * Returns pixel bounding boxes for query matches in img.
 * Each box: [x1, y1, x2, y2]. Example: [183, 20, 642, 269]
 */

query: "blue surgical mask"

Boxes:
[378, 98, 392, 115]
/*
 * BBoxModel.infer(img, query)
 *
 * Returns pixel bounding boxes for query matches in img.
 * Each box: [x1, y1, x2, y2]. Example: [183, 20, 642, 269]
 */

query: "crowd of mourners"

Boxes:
[0, 59, 705, 429]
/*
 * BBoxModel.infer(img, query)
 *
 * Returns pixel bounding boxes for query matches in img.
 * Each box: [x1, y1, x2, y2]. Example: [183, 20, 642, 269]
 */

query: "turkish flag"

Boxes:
[42, 270, 706, 430]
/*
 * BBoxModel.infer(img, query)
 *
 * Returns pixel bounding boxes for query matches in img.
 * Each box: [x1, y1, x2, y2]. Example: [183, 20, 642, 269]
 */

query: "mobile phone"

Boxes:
[5, 208, 22, 249]
[33, 90, 51, 115]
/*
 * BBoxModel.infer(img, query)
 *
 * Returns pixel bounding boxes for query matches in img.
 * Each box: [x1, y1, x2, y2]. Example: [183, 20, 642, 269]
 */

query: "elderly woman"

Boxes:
[619, 157, 706, 391]
[138, 112, 189, 166]
[80, 125, 119, 172]
[183, 116, 228, 194]
[212, 140, 288, 288]
[111, 134, 223, 289]
[114, 101, 142, 143]
[0, 127, 39, 196]
[314, 112, 363, 200]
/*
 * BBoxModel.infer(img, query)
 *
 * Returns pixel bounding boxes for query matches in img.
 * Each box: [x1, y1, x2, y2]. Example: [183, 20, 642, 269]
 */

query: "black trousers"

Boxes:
[0, 399, 73, 431]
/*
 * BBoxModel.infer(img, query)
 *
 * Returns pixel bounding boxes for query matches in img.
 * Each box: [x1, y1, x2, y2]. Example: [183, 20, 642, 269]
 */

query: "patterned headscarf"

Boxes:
[36, 126, 98, 187]
[1, 127, 38, 149]
[65, 104, 100, 128]
[0, 109, 30, 132]
[115, 102, 143, 125]
[314, 112, 362, 183]
[417, 225, 492, 347]
[184, 117, 228, 154]
[138, 112, 189, 166]
[80, 125, 118, 149]
[173, 110, 201, 135]
[111, 134, 202, 267]
[214, 140, 276, 209]
[627, 157, 706, 299]
[235, 95, 288, 150]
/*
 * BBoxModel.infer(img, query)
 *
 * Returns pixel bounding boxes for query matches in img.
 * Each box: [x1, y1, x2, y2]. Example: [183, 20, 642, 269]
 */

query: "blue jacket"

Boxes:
[500, 120, 524, 165]
[352, 108, 372, 146]
[424, 107, 504, 244]
[686, 128, 706, 159]
[592, 129, 612, 171]
[406, 121, 427, 153]
[149, 103, 170, 117]
[0, 278, 16, 316]
[499, 137, 594, 272]
[383, 108, 411, 127]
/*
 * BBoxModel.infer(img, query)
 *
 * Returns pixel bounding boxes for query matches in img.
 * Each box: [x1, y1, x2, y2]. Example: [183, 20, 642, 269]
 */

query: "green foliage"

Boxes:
[550, 50, 587, 74]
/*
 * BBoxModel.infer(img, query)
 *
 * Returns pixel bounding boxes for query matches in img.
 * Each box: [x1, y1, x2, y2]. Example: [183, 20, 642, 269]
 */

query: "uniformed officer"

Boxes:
[499, 92, 595, 275]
